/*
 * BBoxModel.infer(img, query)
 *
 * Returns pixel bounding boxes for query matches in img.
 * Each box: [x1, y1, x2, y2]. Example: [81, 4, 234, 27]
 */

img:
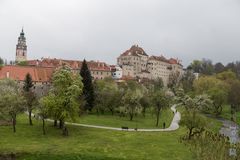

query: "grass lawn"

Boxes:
[73, 108, 174, 129]
[0, 114, 193, 160]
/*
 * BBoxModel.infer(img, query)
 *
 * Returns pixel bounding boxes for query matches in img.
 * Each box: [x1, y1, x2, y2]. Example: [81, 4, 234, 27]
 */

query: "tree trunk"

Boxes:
[62, 124, 69, 136]
[42, 118, 46, 135]
[29, 110, 33, 125]
[129, 108, 133, 121]
[188, 128, 193, 140]
[156, 109, 160, 127]
[12, 115, 16, 133]
[59, 120, 64, 129]
[54, 120, 57, 127]
[142, 107, 146, 118]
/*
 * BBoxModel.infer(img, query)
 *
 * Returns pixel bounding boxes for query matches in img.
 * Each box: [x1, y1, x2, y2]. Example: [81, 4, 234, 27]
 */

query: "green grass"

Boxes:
[221, 105, 240, 125]
[73, 109, 173, 129]
[0, 114, 193, 160]
[176, 106, 222, 133]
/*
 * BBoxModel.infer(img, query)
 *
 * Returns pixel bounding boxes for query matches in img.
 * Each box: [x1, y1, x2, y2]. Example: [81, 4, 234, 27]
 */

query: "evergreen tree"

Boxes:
[0, 57, 3, 66]
[23, 73, 35, 125]
[80, 59, 94, 111]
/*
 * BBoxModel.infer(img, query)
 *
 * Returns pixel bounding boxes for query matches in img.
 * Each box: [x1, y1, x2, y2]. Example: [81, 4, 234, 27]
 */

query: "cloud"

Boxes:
[0, 0, 240, 66]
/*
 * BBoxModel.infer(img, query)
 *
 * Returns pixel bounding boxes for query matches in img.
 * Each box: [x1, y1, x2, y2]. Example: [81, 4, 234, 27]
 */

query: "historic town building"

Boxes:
[117, 45, 183, 86]
[16, 29, 27, 63]
[27, 58, 112, 80]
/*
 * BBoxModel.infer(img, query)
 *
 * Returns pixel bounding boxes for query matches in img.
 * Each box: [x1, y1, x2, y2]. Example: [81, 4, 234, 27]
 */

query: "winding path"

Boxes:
[46, 105, 181, 132]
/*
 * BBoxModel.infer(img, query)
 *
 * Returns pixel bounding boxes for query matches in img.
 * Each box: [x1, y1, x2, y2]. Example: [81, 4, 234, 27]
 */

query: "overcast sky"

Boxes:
[0, 0, 239, 66]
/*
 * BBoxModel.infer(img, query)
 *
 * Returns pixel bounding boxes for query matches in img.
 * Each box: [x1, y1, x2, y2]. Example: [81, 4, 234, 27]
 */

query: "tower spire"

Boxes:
[16, 28, 27, 63]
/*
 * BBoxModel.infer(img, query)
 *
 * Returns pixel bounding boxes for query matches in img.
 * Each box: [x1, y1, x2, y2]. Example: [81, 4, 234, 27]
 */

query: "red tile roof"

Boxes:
[0, 65, 54, 82]
[27, 58, 111, 71]
[120, 45, 148, 57]
[148, 55, 169, 63]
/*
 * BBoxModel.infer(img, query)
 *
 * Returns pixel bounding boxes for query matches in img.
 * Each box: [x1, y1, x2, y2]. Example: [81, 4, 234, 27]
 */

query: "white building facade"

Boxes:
[117, 45, 183, 86]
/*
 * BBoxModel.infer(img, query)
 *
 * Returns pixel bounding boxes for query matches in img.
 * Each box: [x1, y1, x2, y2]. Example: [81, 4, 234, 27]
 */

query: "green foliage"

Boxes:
[23, 73, 34, 92]
[17, 61, 28, 66]
[188, 59, 214, 75]
[180, 70, 195, 93]
[152, 78, 164, 91]
[80, 59, 94, 111]
[94, 78, 122, 115]
[121, 88, 143, 121]
[23, 73, 36, 125]
[168, 71, 180, 90]
[181, 131, 232, 160]
[151, 90, 170, 126]
[216, 70, 237, 81]
[225, 61, 240, 79]
[180, 110, 206, 139]
[178, 94, 211, 139]
[228, 80, 240, 112]
[42, 67, 84, 135]
[188, 60, 202, 73]
[0, 79, 25, 132]
[208, 87, 227, 116]
[214, 62, 225, 73]
[0, 57, 3, 66]
[139, 94, 150, 117]
[193, 76, 222, 94]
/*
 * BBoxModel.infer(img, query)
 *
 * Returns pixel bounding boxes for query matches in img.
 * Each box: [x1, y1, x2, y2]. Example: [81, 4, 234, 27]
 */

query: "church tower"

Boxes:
[16, 28, 27, 62]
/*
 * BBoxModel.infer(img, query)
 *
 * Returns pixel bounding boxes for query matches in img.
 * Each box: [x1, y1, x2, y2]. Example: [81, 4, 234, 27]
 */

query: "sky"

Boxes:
[0, 0, 240, 67]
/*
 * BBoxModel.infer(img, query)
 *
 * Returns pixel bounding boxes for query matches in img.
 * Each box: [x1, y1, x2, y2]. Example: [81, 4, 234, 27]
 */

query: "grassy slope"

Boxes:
[0, 114, 193, 160]
[177, 106, 222, 133]
[221, 105, 240, 125]
[74, 109, 173, 129]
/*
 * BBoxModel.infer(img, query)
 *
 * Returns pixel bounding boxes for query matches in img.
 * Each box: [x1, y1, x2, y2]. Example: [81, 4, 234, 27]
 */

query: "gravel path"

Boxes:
[29, 105, 181, 132]
[58, 105, 181, 132]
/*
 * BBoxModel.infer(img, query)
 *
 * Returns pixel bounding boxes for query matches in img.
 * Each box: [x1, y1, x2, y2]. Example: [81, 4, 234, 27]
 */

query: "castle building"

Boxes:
[117, 45, 183, 86]
[16, 29, 27, 62]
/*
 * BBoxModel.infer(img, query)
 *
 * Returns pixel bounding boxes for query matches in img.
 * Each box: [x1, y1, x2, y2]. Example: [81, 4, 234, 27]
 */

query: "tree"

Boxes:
[46, 67, 84, 136]
[80, 59, 94, 111]
[216, 70, 237, 81]
[168, 71, 180, 91]
[0, 79, 25, 132]
[94, 78, 122, 115]
[193, 76, 228, 115]
[23, 73, 36, 125]
[214, 62, 225, 73]
[153, 78, 164, 91]
[188, 60, 202, 73]
[179, 95, 211, 139]
[208, 87, 227, 116]
[201, 59, 214, 75]
[188, 59, 214, 75]
[193, 76, 221, 94]
[181, 130, 231, 160]
[122, 89, 142, 121]
[180, 70, 195, 93]
[228, 80, 240, 121]
[151, 90, 169, 127]
[140, 95, 150, 117]
[0, 57, 3, 66]
[39, 94, 56, 135]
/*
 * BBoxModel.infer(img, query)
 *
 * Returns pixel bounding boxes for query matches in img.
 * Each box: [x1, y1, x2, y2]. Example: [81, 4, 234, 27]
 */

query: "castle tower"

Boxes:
[16, 28, 27, 62]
